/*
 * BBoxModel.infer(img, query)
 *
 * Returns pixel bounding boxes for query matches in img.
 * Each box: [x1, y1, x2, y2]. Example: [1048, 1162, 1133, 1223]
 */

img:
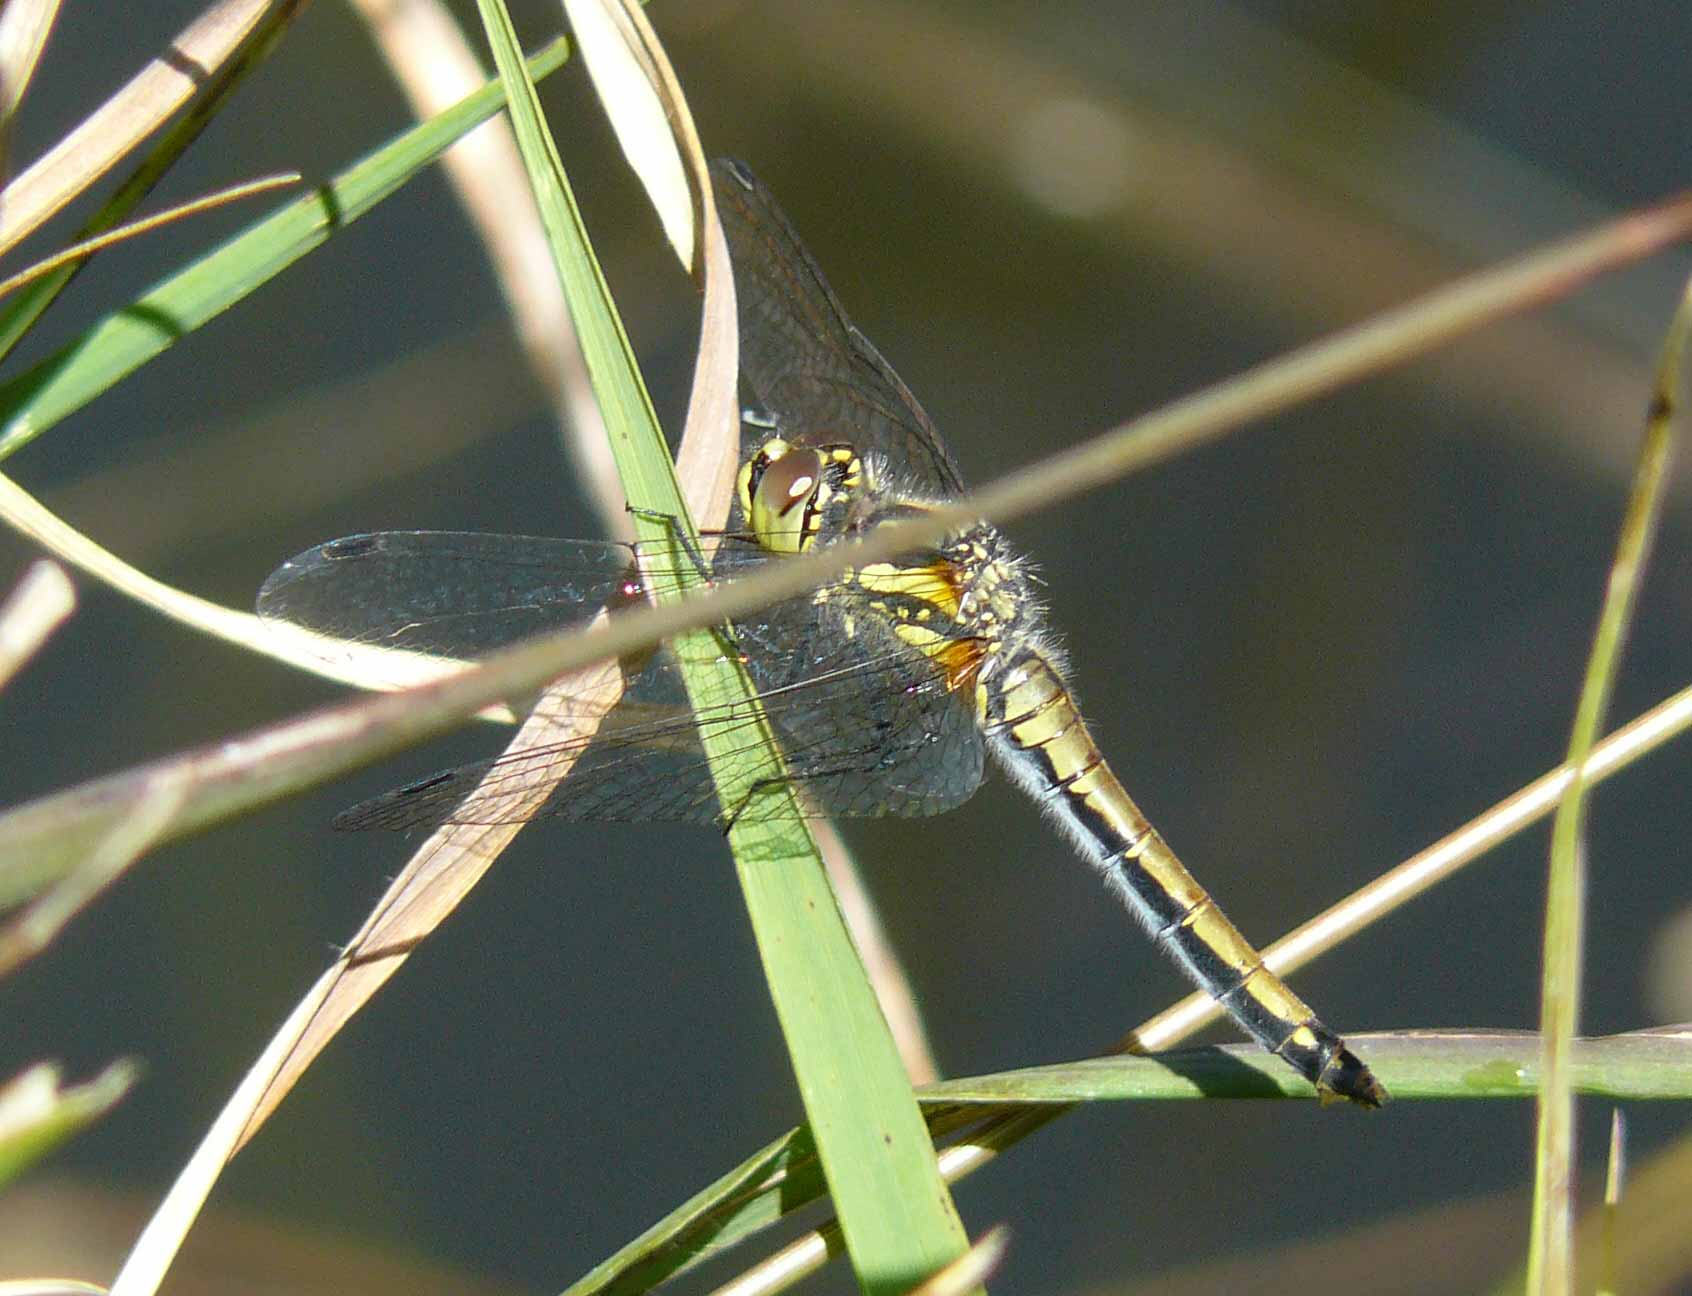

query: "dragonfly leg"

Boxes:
[625, 505, 711, 580]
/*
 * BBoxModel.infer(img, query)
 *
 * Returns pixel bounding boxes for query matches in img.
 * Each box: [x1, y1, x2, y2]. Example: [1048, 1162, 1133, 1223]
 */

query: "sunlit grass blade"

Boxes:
[903, 1227, 1010, 1296]
[561, 1108, 990, 1296]
[582, 1020, 1692, 1292]
[0, 776, 184, 973]
[0, 469, 522, 705]
[0, 34, 572, 461]
[0, 0, 306, 362]
[479, 0, 970, 1288]
[349, 0, 624, 537]
[1597, 1109, 1625, 1296]
[561, 1028, 1691, 1293]
[1491, 1114, 1692, 1295]
[0, 0, 60, 134]
[923, 1030, 1692, 1103]
[1578, 1114, 1688, 1295]
[560, 1127, 823, 1296]
[1526, 272, 1691, 1293]
[0, 172, 302, 303]
[0, 1060, 137, 1187]
[0, 0, 287, 255]
[0, 558, 73, 692]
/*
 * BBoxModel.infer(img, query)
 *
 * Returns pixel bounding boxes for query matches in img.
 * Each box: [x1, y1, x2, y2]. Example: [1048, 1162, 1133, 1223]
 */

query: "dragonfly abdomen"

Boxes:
[980, 649, 1386, 1108]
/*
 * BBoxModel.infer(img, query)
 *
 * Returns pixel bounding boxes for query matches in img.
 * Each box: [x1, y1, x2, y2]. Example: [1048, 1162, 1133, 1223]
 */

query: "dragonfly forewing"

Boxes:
[258, 530, 986, 831]
[713, 157, 966, 497]
[256, 531, 661, 661]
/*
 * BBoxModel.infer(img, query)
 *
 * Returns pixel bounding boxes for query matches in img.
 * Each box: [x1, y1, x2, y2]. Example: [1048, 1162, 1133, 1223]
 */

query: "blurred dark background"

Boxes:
[2, 1, 1690, 1291]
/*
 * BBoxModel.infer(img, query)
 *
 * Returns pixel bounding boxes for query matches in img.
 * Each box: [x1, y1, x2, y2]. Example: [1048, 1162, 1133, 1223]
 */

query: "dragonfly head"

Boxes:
[738, 437, 863, 555]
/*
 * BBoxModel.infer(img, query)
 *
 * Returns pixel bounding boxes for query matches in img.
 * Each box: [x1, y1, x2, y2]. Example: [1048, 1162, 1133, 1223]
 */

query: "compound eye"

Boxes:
[750, 446, 826, 553]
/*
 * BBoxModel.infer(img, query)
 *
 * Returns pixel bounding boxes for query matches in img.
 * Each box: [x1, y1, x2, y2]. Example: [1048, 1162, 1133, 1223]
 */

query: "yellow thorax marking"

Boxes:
[852, 561, 960, 616]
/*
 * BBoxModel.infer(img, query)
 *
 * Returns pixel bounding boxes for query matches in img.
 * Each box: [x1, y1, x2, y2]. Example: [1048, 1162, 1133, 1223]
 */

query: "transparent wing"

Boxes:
[713, 157, 966, 498]
[256, 531, 656, 660]
[257, 531, 985, 828]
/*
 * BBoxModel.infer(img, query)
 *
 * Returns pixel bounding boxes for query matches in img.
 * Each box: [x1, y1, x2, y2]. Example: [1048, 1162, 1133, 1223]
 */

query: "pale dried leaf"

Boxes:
[0, 0, 296, 255]
[0, 560, 72, 693]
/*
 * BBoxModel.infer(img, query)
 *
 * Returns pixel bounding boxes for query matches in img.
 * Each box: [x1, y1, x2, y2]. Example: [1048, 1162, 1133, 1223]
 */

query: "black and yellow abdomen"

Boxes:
[980, 649, 1385, 1107]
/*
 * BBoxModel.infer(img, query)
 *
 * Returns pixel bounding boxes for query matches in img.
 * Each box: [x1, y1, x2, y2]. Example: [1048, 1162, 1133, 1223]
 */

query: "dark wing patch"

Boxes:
[712, 157, 966, 499]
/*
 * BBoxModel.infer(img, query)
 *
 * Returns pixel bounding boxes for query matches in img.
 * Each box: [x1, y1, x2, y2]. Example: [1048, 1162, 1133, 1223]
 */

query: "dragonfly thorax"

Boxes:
[836, 512, 1047, 704]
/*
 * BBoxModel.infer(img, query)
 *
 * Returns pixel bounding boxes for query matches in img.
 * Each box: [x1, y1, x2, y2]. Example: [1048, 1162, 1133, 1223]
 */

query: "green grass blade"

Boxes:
[0, 3, 298, 366]
[0, 36, 572, 462]
[0, 1060, 138, 1187]
[560, 1022, 1692, 1293]
[1526, 281, 1690, 1292]
[554, 1026, 1692, 1293]
[561, 1128, 824, 1295]
[925, 1030, 1692, 1104]
[471, 4, 969, 1290]
[566, 1106, 994, 1295]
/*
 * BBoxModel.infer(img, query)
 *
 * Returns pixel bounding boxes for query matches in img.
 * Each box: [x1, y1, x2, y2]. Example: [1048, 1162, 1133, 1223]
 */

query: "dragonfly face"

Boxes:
[258, 157, 1385, 1108]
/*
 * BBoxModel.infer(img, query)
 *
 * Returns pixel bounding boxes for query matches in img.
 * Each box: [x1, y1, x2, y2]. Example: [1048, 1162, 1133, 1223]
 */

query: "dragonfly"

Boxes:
[259, 157, 1386, 1107]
